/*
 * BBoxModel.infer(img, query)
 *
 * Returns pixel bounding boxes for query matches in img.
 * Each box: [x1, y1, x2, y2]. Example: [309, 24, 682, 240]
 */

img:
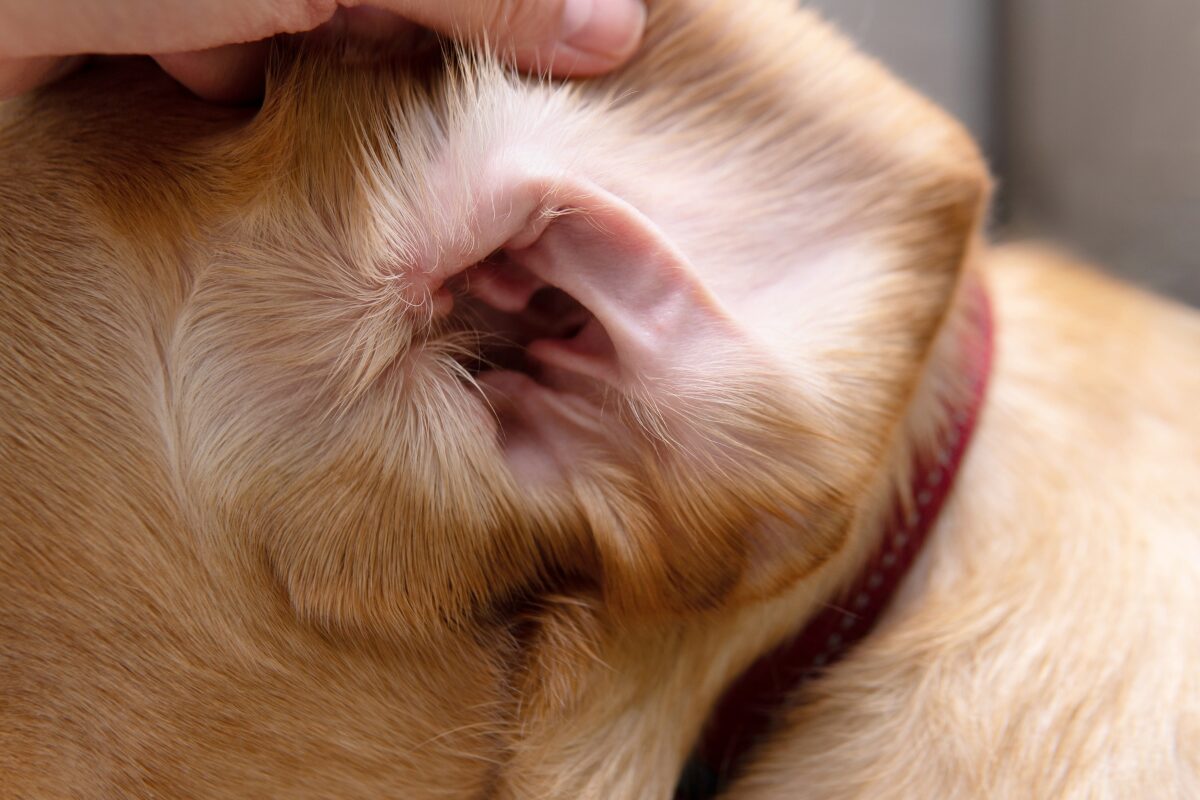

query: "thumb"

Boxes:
[362, 0, 646, 76]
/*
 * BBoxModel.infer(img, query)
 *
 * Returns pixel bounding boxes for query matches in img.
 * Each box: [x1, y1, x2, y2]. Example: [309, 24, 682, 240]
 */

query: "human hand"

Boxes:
[0, 0, 645, 102]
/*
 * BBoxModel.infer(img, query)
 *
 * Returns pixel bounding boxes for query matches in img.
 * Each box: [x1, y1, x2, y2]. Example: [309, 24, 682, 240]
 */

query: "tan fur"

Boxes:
[723, 250, 1200, 800]
[0, 1, 1196, 798]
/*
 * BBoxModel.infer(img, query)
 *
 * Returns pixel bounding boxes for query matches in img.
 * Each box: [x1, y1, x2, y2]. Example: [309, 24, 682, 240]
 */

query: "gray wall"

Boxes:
[1002, 0, 1200, 305]
[809, 0, 1200, 307]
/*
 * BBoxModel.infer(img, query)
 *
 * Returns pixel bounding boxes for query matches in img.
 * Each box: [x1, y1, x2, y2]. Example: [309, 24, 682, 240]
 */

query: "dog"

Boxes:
[1, 1, 1197, 797]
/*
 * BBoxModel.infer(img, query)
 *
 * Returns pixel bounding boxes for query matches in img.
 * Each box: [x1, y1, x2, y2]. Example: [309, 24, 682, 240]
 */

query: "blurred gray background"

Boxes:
[808, 0, 1200, 306]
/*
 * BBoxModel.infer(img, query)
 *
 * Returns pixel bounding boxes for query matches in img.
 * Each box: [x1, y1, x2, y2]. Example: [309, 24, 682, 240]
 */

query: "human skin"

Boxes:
[0, 0, 645, 100]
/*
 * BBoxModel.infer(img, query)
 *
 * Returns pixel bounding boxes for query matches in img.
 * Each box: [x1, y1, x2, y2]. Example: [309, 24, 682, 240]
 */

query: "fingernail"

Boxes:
[560, 0, 646, 60]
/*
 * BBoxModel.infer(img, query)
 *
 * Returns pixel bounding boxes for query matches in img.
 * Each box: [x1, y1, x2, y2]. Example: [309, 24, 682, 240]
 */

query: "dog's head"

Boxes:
[0, 1, 987, 795]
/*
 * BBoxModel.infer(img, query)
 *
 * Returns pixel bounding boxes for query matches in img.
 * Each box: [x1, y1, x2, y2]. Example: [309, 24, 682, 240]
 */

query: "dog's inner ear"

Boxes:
[447, 182, 786, 484]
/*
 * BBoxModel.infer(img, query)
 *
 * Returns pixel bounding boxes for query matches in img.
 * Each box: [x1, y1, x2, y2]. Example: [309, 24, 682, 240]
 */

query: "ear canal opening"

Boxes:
[444, 249, 616, 387]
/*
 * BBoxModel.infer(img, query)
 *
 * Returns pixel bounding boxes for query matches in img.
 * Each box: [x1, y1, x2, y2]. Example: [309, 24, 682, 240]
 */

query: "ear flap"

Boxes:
[462, 179, 856, 617]
[473, 96, 990, 616]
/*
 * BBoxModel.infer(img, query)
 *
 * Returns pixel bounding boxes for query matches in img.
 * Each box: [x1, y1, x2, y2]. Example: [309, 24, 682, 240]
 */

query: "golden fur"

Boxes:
[0, 1, 1196, 797]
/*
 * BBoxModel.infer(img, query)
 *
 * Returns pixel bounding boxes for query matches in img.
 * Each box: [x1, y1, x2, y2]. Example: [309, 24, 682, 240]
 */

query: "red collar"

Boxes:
[681, 281, 995, 797]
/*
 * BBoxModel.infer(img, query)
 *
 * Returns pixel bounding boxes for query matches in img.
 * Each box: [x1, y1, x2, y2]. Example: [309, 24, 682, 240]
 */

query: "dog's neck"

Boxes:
[688, 274, 995, 792]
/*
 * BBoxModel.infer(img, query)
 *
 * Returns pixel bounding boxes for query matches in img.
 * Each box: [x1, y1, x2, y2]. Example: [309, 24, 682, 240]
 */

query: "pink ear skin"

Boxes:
[510, 187, 733, 390]
[466, 258, 544, 314]
[451, 180, 756, 484]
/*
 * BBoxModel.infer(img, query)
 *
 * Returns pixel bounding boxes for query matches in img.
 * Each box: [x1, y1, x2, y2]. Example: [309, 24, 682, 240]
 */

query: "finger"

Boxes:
[154, 41, 269, 104]
[154, 8, 420, 103]
[0, 1, 341, 59]
[359, 0, 646, 76]
[0, 54, 85, 99]
[319, 6, 423, 43]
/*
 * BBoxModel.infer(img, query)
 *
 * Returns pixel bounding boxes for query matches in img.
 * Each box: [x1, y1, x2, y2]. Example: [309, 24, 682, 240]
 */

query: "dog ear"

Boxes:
[466, 178, 843, 616]
[171, 2, 992, 640]
[482, 106, 990, 616]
